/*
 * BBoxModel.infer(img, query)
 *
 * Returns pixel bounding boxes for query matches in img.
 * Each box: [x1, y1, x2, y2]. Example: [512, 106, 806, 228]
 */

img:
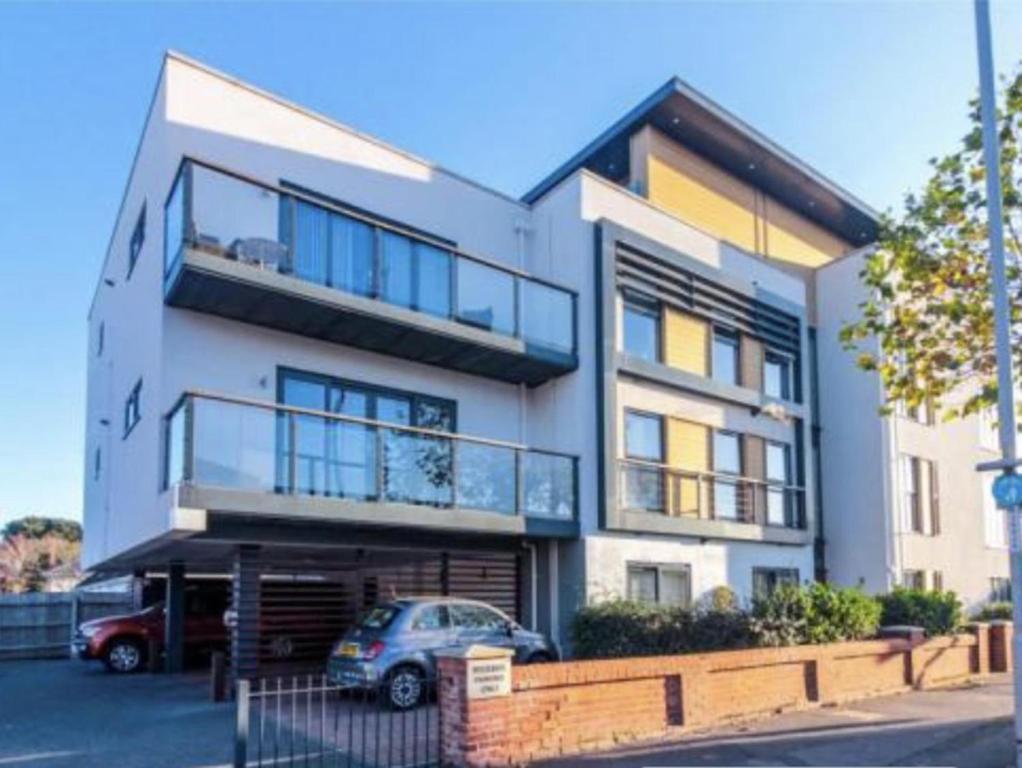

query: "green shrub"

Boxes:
[752, 583, 881, 646]
[973, 601, 1013, 622]
[877, 587, 962, 636]
[569, 599, 754, 659]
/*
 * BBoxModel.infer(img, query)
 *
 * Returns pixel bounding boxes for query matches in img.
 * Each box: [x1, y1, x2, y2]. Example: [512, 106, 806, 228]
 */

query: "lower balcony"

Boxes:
[164, 393, 579, 538]
[616, 459, 808, 544]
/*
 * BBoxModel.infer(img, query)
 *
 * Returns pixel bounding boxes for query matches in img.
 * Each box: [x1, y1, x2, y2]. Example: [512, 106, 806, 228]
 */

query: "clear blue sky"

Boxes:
[1, 1, 1021, 526]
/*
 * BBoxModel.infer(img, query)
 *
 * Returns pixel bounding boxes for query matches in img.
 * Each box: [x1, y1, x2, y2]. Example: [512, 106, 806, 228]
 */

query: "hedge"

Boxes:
[751, 582, 882, 647]
[876, 587, 962, 636]
[973, 601, 1012, 622]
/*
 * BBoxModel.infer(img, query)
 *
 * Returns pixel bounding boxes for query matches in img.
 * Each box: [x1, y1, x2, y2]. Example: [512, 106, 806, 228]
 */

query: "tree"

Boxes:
[0, 534, 79, 593]
[840, 66, 1022, 419]
[2, 516, 82, 543]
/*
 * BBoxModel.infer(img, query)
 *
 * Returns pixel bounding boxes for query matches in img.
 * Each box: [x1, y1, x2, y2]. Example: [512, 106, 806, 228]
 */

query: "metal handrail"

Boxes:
[177, 389, 577, 459]
[177, 155, 579, 296]
[618, 457, 803, 493]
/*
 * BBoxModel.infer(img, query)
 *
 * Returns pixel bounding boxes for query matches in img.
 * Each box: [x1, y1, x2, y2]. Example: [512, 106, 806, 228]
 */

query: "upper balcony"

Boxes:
[162, 159, 578, 386]
[164, 392, 579, 538]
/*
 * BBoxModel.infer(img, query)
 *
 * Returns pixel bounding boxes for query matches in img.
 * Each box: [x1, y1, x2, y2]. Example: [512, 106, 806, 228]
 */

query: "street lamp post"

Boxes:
[973, 2, 1022, 767]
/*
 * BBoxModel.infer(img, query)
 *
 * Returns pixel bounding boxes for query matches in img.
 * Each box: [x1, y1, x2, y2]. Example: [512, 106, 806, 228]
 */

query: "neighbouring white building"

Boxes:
[82, 52, 1004, 680]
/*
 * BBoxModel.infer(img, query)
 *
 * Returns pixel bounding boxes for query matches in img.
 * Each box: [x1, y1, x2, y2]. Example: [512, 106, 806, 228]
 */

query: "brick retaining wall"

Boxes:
[438, 623, 1007, 767]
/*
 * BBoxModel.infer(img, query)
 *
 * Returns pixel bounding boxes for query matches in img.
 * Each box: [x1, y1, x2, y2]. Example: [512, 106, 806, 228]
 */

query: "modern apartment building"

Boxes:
[87, 51, 968, 681]
[817, 254, 1012, 610]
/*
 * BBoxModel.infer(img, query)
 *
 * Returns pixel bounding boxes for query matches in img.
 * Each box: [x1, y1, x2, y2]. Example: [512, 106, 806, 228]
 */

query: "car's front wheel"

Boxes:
[387, 665, 424, 710]
[104, 638, 144, 673]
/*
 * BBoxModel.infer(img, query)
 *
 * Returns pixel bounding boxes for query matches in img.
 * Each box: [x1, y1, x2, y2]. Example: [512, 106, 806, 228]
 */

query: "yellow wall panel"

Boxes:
[667, 418, 709, 518]
[638, 126, 852, 269]
[664, 308, 709, 376]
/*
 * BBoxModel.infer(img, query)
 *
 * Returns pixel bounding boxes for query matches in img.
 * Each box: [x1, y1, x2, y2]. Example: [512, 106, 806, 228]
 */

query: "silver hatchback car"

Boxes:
[326, 597, 558, 709]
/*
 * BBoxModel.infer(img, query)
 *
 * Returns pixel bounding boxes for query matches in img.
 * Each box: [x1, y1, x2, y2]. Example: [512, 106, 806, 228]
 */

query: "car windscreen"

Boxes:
[359, 604, 402, 630]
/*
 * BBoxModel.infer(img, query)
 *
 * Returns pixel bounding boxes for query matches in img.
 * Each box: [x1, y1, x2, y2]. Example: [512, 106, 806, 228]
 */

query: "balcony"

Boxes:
[617, 459, 806, 543]
[162, 159, 578, 386]
[165, 393, 579, 538]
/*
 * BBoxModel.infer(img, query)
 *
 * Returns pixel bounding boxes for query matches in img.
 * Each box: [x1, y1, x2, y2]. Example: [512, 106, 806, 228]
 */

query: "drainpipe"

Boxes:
[514, 218, 532, 444]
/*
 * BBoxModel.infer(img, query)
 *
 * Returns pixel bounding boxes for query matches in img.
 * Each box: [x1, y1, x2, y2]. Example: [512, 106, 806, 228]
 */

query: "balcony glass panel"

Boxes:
[455, 259, 515, 336]
[522, 452, 575, 518]
[191, 398, 278, 492]
[455, 442, 516, 514]
[169, 161, 576, 361]
[523, 281, 573, 353]
[164, 170, 185, 274]
[620, 463, 664, 513]
[167, 393, 578, 524]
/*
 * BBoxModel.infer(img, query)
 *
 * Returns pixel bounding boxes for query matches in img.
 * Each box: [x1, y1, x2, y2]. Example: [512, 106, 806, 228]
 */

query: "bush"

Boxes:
[877, 587, 962, 636]
[570, 599, 754, 659]
[752, 583, 881, 647]
[973, 601, 1013, 622]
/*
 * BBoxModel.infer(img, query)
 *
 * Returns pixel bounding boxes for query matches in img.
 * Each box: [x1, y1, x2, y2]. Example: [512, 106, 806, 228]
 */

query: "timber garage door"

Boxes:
[257, 552, 520, 669]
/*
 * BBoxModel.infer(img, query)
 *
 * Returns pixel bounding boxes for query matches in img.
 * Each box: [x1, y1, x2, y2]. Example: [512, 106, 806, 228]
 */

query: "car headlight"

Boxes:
[80, 625, 100, 638]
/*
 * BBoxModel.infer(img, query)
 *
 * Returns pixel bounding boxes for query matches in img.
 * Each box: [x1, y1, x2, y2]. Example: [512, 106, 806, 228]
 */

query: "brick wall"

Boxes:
[439, 624, 1006, 767]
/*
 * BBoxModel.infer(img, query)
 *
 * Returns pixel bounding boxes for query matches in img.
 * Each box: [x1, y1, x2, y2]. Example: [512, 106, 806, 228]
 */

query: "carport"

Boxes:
[87, 512, 565, 684]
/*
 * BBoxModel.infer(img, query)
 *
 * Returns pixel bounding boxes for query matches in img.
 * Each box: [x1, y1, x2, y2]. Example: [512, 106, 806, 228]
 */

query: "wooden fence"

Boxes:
[0, 592, 133, 660]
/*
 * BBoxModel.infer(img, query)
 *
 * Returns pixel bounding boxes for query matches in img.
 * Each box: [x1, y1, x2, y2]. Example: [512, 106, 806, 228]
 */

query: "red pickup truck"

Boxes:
[72, 594, 227, 673]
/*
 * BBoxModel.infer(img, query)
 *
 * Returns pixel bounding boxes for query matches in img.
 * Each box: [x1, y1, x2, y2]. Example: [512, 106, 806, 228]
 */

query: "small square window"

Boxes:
[127, 203, 146, 278]
[627, 563, 691, 607]
[753, 567, 799, 601]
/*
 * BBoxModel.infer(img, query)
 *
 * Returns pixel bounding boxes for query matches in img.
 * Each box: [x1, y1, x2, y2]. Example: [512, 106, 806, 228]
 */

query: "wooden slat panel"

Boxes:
[741, 335, 764, 392]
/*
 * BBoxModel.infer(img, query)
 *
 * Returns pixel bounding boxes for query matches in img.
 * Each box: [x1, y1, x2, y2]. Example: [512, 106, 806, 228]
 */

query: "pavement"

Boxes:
[539, 674, 1014, 767]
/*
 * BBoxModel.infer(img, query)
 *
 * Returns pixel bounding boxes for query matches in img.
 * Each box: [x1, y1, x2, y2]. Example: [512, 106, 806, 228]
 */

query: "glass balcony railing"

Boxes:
[617, 459, 805, 530]
[165, 393, 578, 522]
[163, 159, 577, 356]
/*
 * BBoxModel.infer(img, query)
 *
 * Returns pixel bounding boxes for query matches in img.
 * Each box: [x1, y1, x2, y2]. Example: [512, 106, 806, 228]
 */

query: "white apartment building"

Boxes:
[817, 254, 1011, 611]
[90, 51, 986, 681]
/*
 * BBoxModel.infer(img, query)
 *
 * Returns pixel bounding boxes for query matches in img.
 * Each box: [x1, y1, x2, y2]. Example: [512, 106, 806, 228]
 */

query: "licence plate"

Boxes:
[338, 643, 359, 658]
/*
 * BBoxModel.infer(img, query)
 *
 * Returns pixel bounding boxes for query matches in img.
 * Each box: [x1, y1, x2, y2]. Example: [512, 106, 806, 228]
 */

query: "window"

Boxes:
[713, 431, 742, 520]
[979, 407, 999, 452]
[623, 411, 664, 512]
[93, 447, 101, 481]
[127, 203, 146, 278]
[931, 571, 944, 592]
[450, 603, 506, 631]
[123, 379, 142, 438]
[752, 567, 799, 601]
[991, 577, 1012, 603]
[622, 292, 660, 362]
[896, 399, 933, 426]
[711, 327, 739, 386]
[624, 411, 663, 461]
[901, 455, 938, 535]
[763, 351, 791, 400]
[626, 564, 691, 608]
[412, 605, 450, 631]
[765, 442, 791, 526]
[902, 570, 926, 590]
[97, 322, 105, 357]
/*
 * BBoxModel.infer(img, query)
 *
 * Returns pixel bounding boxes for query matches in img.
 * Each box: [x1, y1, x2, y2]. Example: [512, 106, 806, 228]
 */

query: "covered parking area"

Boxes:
[88, 512, 567, 684]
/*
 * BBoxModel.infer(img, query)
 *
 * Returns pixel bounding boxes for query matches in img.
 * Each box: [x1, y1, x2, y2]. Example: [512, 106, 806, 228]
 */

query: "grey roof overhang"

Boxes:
[522, 77, 880, 246]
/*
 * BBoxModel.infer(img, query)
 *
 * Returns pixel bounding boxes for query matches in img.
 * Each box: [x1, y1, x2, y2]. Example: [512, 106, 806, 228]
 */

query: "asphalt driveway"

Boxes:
[0, 659, 235, 768]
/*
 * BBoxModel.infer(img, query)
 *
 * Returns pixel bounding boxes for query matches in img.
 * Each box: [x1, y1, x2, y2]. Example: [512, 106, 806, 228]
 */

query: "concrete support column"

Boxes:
[231, 545, 261, 687]
[164, 561, 186, 674]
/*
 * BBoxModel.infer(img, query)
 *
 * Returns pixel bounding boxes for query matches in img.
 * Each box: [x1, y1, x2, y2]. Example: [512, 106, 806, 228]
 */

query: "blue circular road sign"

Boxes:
[993, 473, 1022, 508]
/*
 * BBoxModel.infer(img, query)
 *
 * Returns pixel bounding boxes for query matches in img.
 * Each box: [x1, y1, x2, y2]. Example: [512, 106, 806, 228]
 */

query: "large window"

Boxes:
[626, 563, 691, 608]
[623, 411, 663, 512]
[711, 327, 739, 386]
[622, 292, 660, 362]
[279, 370, 455, 503]
[713, 431, 742, 520]
[123, 379, 142, 438]
[902, 570, 926, 590]
[765, 441, 791, 526]
[763, 352, 791, 400]
[752, 567, 799, 601]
